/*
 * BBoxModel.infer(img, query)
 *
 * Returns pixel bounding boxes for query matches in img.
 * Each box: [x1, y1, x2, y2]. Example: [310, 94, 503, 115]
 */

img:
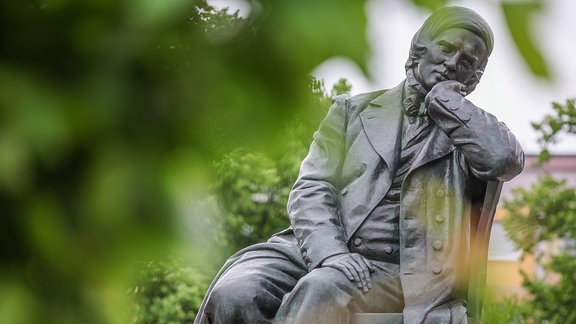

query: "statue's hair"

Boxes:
[405, 6, 494, 89]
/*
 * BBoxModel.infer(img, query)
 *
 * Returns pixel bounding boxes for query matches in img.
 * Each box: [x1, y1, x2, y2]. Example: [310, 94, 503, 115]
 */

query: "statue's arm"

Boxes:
[287, 95, 350, 270]
[426, 80, 524, 181]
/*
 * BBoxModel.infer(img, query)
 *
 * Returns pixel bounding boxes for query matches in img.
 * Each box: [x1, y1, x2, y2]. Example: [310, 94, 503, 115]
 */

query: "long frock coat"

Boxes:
[287, 80, 524, 322]
[195, 80, 524, 323]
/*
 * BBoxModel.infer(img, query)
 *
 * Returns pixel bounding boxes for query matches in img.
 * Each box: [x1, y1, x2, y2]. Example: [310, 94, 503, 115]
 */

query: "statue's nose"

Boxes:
[443, 54, 458, 71]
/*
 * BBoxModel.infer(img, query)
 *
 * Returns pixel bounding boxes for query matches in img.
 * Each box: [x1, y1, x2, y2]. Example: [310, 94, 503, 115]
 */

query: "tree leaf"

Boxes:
[501, 1, 550, 78]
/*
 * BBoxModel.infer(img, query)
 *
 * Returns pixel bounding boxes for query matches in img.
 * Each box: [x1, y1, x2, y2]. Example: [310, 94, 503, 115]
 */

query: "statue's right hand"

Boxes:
[425, 79, 467, 108]
[322, 253, 375, 292]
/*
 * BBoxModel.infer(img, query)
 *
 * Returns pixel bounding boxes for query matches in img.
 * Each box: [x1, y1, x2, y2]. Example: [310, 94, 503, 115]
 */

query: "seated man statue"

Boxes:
[195, 6, 524, 324]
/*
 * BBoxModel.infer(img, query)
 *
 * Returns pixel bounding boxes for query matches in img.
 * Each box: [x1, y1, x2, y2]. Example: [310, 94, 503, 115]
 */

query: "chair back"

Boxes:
[467, 180, 503, 321]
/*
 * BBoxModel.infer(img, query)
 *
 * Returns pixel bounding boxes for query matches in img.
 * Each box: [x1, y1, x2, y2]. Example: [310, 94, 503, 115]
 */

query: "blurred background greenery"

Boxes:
[0, 0, 364, 322]
[0, 0, 571, 323]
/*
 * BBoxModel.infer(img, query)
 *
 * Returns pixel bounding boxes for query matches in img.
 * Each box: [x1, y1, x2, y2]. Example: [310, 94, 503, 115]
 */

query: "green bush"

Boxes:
[130, 260, 209, 323]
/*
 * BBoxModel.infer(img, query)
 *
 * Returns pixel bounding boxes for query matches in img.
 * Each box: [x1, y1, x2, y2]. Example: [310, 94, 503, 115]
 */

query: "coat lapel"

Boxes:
[409, 124, 456, 174]
[359, 80, 456, 176]
[359, 82, 404, 176]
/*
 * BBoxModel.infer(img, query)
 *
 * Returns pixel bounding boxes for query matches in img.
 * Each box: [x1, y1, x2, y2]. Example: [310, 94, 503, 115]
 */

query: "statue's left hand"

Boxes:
[321, 253, 375, 292]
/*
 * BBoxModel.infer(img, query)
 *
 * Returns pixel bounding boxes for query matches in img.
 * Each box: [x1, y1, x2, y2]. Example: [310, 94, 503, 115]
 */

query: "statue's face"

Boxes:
[415, 28, 487, 91]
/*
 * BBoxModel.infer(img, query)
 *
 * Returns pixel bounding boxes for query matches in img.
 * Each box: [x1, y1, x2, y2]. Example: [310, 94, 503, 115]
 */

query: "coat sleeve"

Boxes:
[287, 94, 350, 270]
[427, 90, 524, 182]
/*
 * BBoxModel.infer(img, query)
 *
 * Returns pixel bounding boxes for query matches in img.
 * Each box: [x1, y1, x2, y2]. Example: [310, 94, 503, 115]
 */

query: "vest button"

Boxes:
[433, 265, 442, 274]
[436, 189, 446, 198]
[384, 245, 393, 254]
[433, 240, 443, 250]
[353, 238, 362, 247]
[435, 215, 444, 223]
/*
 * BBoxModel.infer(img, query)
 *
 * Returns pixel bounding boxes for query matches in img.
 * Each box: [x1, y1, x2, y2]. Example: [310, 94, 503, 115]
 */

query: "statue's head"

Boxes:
[406, 6, 494, 93]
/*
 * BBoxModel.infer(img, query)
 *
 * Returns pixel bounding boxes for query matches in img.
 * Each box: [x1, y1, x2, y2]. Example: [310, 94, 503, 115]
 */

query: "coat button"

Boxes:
[435, 215, 444, 223]
[340, 188, 348, 196]
[307, 261, 312, 268]
[354, 164, 366, 177]
[384, 245, 393, 254]
[433, 240, 443, 250]
[353, 238, 362, 247]
[433, 265, 442, 274]
[302, 250, 307, 258]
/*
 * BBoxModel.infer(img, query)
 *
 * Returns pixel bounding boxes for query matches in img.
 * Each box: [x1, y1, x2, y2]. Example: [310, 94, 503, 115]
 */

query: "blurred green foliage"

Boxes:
[130, 259, 209, 323]
[502, 98, 576, 323]
[532, 98, 576, 163]
[481, 298, 526, 324]
[411, 0, 450, 11]
[0, 0, 364, 321]
[503, 175, 576, 323]
[501, 0, 550, 78]
[213, 77, 351, 254]
[0, 0, 557, 322]
[214, 149, 291, 251]
[504, 175, 576, 253]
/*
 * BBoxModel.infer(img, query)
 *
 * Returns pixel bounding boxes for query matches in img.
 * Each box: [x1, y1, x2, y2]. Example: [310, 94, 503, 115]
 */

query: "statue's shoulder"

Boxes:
[332, 89, 387, 106]
[350, 89, 387, 105]
[344, 89, 389, 116]
[331, 89, 387, 107]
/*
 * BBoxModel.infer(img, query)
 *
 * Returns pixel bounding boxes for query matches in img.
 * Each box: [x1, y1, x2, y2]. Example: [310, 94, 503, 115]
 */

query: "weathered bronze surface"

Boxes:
[195, 6, 524, 324]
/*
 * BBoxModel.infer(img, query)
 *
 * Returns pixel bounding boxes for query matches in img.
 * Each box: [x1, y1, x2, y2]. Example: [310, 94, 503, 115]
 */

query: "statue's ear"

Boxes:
[463, 70, 483, 95]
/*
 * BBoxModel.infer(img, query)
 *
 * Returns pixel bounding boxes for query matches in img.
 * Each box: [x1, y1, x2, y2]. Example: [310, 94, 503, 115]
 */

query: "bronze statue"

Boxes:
[195, 6, 524, 324]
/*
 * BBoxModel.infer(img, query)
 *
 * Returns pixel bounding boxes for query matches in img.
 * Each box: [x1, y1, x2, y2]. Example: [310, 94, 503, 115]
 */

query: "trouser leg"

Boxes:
[274, 261, 404, 324]
[202, 248, 307, 324]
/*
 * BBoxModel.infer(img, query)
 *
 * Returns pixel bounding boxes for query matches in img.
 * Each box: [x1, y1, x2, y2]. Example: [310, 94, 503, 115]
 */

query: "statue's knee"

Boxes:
[295, 268, 345, 295]
[207, 274, 285, 322]
[209, 278, 257, 307]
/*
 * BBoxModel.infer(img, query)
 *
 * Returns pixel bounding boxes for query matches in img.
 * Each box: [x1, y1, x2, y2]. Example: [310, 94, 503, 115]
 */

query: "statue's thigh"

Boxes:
[352, 261, 404, 313]
[287, 262, 403, 313]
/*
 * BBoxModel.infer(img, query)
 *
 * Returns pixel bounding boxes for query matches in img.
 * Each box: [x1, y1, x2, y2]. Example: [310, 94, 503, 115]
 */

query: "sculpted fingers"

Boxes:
[360, 256, 375, 290]
[436, 80, 466, 94]
[350, 254, 373, 292]
[322, 254, 375, 292]
[425, 80, 467, 108]
[343, 262, 363, 288]
[337, 263, 356, 282]
[323, 255, 355, 282]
